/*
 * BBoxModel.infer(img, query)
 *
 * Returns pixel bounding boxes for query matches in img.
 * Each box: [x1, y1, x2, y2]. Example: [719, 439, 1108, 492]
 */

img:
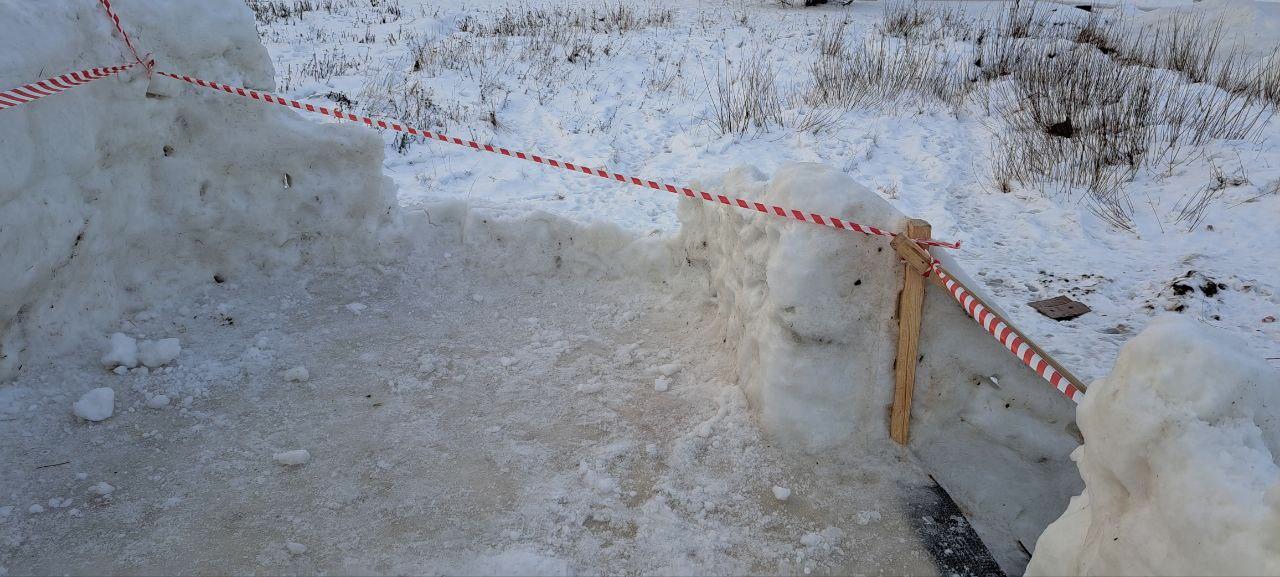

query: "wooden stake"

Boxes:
[890, 219, 931, 445]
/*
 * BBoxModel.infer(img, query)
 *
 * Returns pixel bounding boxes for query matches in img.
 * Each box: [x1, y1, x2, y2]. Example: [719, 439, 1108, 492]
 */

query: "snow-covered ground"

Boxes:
[249, 0, 1280, 382]
[4, 0, 1280, 575]
[0, 243, 954, 575]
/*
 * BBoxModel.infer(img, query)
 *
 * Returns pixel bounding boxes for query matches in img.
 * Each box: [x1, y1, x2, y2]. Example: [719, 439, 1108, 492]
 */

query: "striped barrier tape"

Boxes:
[97, 0, 152, 72]
[930, 260, 1086, 404]
[153, 70, 962, 249]
[0, 64, 139, 112]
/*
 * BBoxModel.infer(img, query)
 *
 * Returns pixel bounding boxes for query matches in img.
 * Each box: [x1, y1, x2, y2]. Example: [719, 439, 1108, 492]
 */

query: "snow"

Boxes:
[101, 333, 140, 369]
[0, 248, 951, 575]
[772, 486, 792, 502]
[0, 0, 398, 382]
[72, 388, 115, 422]
[678, 161, 1082, 571]
[241, 0, 1280, 387]
[2, 0, 1279, 574]
[281, 366, 310, 382]
[88, 482, 115, 496]
[273, 449, 311, 466]
[1027, 316, 1280, 575]
[855, 510, 881, 526]
[146, 394, 170, 409]
[138, 338, 182, 368]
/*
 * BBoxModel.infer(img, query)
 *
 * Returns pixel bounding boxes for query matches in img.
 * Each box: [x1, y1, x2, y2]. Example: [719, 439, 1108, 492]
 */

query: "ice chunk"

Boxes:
[772, 486, 791, 501]
[138, 338, 181, 368]
[1029, 317, 1280, 575]
[282, 366, 310, 382]
[146, 395, 170, 409]
[88, 482, 115, 496]
[273, 449, 310, 466]
[73, 388, 115, 421]
[100, 333, 138, 369]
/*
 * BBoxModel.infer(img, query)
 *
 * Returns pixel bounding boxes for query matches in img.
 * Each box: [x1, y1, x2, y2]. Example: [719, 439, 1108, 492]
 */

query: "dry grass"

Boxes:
[835, 0, 1278, 229]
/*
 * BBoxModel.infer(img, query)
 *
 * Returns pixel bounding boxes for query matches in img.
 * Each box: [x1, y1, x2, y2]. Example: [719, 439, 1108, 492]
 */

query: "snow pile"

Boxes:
[677, 162, 1083, 572]
[676, 164, 907, 450]
[0, 0, 399, 381]
[72, 387, 115, 422]
[1028, 316, 1280, 575]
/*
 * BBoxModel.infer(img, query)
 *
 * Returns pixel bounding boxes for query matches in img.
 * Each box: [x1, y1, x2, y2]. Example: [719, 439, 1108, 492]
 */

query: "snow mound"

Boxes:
[1028, 315, 1280, 575]
[138, 338, 181, 368]
[677, 162, 1082, 572]
[72, 387, 115, 422]
[0, 0, 400, 381]
[100, 333, 139, 369]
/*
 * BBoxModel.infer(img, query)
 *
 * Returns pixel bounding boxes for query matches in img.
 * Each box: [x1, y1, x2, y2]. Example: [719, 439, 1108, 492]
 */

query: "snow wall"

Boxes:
[1027, 315, 1280, 576]
[676, 163, 1082, 573]
[0, 0, 400, 381]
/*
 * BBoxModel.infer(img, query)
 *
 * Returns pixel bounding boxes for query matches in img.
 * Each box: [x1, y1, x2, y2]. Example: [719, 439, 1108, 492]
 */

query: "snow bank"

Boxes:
[401, 199, 674, 280]
[0, 0, 399, 381]
[1028, 316, 1280, 575]
[677, 162, 1082, 572]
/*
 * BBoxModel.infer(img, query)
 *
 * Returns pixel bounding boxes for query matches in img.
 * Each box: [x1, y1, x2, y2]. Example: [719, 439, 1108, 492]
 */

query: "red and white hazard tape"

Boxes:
[0, 64, 139, 112]
[155, 71, 962, 250]
[97, 0, 151, 71]
[931, 261, 1085, 404]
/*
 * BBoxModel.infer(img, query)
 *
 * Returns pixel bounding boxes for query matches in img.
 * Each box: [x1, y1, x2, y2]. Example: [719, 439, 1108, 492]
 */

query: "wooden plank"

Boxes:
[890, 219, 931, 445]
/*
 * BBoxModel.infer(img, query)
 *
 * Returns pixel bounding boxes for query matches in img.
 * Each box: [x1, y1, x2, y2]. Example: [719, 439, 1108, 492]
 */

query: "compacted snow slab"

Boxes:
[0, 0, 398, 382]
[0, 218, 997, 575]
[678, 163, 1082, 574]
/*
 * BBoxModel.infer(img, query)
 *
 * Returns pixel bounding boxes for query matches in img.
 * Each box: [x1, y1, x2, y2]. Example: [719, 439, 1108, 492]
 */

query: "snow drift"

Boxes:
[1028, 315, 1280, 576]
[0, 0, 399, 380]
[677, 163, 1083, 573]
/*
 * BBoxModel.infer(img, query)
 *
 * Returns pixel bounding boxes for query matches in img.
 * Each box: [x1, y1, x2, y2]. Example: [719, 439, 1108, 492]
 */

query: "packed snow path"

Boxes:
[0, 254, 989, 575]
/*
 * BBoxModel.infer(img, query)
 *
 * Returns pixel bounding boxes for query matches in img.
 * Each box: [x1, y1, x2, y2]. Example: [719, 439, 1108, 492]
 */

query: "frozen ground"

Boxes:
[251, 0, 1280, 381]
[3, 248, 960, 575]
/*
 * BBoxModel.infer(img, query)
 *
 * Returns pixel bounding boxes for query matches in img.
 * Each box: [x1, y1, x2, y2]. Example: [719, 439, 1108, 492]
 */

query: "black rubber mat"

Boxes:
[903, 477, 1006, 577]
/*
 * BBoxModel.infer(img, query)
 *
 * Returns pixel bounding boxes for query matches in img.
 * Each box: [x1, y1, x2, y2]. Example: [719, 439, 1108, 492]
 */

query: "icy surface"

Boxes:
[0, 231, 954, 574]
[1028, 316, 1280, 576]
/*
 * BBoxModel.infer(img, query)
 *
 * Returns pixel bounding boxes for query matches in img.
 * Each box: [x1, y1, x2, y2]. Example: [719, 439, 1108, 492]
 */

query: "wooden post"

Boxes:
[890, 219, 931, 445]
[890, 231, 1089, 398]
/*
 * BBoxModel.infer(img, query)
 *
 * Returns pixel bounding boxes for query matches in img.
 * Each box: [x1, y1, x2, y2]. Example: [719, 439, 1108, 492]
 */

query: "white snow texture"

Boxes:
[1028, 316, 1280, 575]
[677, 162, 1082, 570]
[0, 0, 399, 381]
[72, 387, 115, 422]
